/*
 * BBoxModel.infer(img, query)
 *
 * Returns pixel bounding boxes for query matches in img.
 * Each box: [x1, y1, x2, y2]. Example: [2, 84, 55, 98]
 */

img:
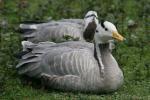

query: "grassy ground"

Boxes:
[0, 0, 150, 99]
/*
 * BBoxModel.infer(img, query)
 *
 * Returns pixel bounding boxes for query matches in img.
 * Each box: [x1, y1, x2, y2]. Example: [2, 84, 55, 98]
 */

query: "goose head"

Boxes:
[95, 21, 125, 44]
[83, 11, 99, 42]
[84, 11, 99, 26]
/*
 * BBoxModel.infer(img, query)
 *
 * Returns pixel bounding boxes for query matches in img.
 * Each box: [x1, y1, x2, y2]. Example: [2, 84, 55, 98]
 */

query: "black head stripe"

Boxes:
[100, 20, 105, 29]
[100, 20, 108, 31]
[85, 14, 97, 19]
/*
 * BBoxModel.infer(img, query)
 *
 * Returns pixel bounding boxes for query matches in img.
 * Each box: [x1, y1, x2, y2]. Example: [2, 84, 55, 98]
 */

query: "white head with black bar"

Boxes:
[84, 11, 99, 27]
[95, 20, 125, 44]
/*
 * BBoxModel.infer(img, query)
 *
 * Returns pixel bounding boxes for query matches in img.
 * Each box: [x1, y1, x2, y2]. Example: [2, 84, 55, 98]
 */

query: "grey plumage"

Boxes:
[19, 11, 98, 43]
[19, 19, 85, 43]
[16, 41, 123, 93]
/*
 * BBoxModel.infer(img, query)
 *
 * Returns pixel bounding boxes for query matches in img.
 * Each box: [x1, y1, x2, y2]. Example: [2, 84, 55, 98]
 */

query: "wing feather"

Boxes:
[20, 21, 84, 43]
[16, 42, 95, 79]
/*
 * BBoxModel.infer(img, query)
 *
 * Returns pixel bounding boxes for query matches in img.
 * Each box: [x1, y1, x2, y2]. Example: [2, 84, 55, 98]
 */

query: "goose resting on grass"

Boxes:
[19, 11, 98, 43]
[19, 11, 115, 50]
[16, 20, 125, 93]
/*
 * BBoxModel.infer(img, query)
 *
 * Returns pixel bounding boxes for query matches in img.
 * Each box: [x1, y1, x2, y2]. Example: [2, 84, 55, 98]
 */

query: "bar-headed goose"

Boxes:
[16, 20, 125, 93]
[19, 11, 98, 43]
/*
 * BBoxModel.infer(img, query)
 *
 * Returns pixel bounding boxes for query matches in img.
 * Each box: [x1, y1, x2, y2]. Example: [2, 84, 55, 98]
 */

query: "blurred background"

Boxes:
[0, 0, 149, 99]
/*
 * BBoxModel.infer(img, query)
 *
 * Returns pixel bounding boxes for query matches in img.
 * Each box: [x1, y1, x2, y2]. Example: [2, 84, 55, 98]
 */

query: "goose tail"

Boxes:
[19, 20, 49, 32]
[21, 41, 36, 51]
[15, 41, 36, 59]
[16, 41, 42, 77]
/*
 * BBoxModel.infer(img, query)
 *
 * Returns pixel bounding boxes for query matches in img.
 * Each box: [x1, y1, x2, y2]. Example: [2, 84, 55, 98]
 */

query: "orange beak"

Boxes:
[112, 31, 125, 41]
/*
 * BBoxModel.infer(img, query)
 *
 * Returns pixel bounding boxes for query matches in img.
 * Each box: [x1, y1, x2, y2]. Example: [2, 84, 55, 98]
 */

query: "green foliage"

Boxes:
[63, 35, 80, 41]
[0, 0, 150, 99]
[49, 35, 80, 43]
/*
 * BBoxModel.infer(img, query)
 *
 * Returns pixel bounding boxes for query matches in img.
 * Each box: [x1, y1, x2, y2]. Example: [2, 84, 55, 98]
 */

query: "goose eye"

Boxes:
[105, 28, 108, 31]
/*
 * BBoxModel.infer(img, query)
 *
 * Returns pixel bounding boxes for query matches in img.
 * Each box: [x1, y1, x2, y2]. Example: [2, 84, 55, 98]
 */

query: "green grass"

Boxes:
[0, 0, 150, 99]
